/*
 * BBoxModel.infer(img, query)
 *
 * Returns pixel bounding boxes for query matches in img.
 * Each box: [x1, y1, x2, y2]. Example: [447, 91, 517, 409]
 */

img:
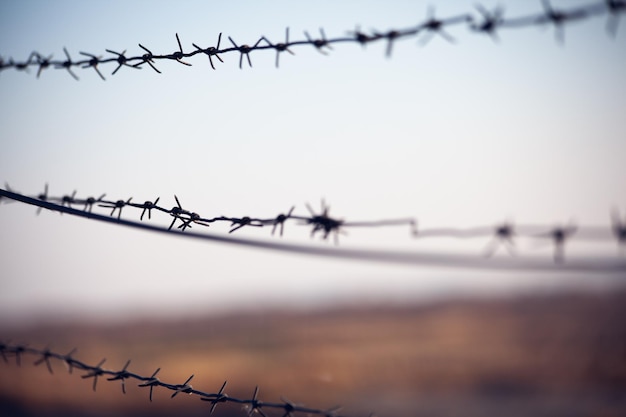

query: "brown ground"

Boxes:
[1, 289, 625, 417]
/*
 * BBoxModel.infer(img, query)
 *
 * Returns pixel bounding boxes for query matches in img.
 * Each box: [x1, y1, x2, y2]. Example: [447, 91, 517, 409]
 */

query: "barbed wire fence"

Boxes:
[0, 342, 356, 417]
[1, 0, 625, 80]
[2, 2, 626, 417]
[1, 186, 626, 272]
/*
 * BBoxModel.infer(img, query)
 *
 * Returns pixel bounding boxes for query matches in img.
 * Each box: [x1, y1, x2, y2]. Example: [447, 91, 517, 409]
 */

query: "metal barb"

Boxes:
[265, 27, 295, 68]
[538, 222, 578, 263]
[200, 380, 228, 414]
[83, 193, 106, 212]
[229, 216, 263, 233]
[33, 347, 54, 374]
[63, 348, 78, 374]
[139, 197, 160, 220]
[36, 183, 49, 215]
[137, 367, 161, 402]
[179, 211, 210, 231]
[349, 25, 373, 47]
[280, 397, 298, 417]
[419, 7, 457, 46]
[54, 47, 79, 80]
[168, 195, 187, 230]
[228, 36, 264, 69]
[106, 49, 141, 75]
[135, 44, 162, 73]
[304, 28, 333, 55]
[192, 33, 224, 70]
[371, 29, 401, 58]
[271, 206, 295, 237]
[305, 200, 345, 244]
[484, 222, 516, 257]
[61, 190, 77, 209]
[171, 374, 194, 398]
[245, 386, 268, 417]
[539, 0, 568, 44]
[99, 197, 133, 219]
[79, 51, 106, 80]
[471, 4, 505, 42]
[107, 359, 131, 394]
[81, 358, 107, 391]
[169, 33, 192, 66]
[35, 53, 53, 78]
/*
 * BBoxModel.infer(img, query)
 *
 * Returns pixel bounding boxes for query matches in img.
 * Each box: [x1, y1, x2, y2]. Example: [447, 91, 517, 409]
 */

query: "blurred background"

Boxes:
[1, 0, 625, 416]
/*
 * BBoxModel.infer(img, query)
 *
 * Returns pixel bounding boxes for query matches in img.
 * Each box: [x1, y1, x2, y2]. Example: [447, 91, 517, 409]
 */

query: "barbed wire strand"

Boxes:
[2, 187, 625, 272]
[0, 343, 357, 417]
[1, 1, 625, 79]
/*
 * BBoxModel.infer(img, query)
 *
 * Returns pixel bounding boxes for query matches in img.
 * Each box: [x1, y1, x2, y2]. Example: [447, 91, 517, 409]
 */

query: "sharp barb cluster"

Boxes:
[107, 359, 132, 394]
[137, 367, 161, 402]
[81, 358, 107, 392]
[1, 1, 624, 79]
[192, 33, 224, 70]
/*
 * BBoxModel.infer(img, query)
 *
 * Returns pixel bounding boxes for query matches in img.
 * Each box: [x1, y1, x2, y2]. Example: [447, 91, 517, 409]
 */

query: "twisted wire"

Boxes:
[1, 1, 624, 80]
[2, 187, 626, 272]
[0, 342, 352, 417]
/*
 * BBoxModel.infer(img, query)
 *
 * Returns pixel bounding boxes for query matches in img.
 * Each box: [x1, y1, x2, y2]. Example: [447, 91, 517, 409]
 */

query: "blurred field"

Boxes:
[1, 289, 625, 417]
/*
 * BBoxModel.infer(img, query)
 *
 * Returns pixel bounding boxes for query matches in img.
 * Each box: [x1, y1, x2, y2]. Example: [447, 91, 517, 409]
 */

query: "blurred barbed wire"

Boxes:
[2, 186, 625, 272]
[1, 0, 624, 80]
[0, 342, 358, 417]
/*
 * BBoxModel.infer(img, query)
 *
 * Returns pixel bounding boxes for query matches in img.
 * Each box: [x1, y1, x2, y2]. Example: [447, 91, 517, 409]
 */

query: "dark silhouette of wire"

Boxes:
[0, 343, 347, 417]
[1, 1, 624, 79]
[2, 187, 625, 273]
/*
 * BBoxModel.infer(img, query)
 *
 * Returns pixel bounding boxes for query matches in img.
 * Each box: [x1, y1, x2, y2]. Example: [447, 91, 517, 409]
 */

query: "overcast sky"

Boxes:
[1, 0, 625, 323]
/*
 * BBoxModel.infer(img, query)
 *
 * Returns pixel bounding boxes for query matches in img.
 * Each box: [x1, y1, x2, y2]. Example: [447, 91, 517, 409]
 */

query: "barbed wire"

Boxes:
[2, 186, 626, 272]
[0, 342, 361, 417]
[1, 0, 624, 80]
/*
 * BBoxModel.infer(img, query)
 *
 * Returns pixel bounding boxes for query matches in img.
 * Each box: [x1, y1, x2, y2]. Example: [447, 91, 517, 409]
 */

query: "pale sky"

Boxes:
[1, 0, 625, 323]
